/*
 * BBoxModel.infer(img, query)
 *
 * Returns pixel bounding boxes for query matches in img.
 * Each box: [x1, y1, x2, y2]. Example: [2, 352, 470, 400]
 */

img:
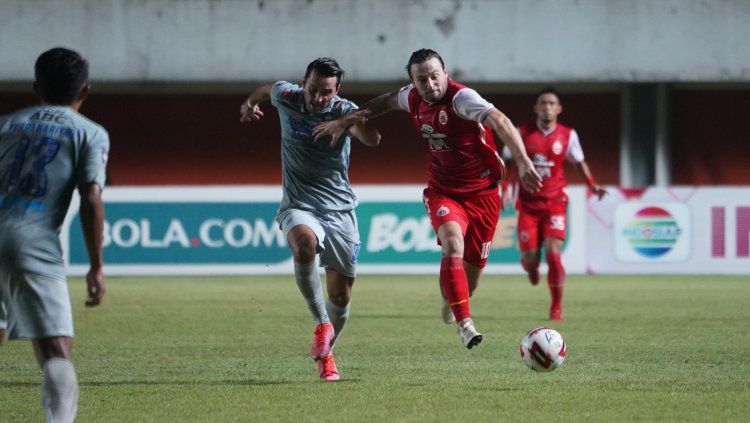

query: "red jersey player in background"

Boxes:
[502, 87, 607, 321]
[314, 49, 541, 349]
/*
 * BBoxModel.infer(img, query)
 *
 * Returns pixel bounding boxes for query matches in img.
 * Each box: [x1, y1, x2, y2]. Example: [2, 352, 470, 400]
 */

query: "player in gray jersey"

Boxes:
[240, 57, 380, 381]
[0, 47, 108, 423]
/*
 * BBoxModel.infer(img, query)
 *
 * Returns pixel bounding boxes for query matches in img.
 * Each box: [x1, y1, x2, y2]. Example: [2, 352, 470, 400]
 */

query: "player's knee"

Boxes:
[440, 235, 464, 256]
[33, 337, 73, 366]
[328, 293, 350, 307]
[290, 235, 317, 262]
[522, 251, 540, 268]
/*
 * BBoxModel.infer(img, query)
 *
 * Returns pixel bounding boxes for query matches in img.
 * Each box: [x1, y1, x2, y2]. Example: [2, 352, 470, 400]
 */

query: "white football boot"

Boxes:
[457, 318, 483, 349]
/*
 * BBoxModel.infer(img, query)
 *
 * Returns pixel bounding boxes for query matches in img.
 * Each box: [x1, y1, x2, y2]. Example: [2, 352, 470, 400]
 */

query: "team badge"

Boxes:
[552, 140, 563, 155]
[520, 230, 529, 242]
[439, 110, 448, 125]
[437, 206, 450, 217]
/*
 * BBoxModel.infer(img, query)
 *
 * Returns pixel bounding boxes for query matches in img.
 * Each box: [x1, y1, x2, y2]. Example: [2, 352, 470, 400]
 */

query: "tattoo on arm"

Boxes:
[360, 91, 399, 119]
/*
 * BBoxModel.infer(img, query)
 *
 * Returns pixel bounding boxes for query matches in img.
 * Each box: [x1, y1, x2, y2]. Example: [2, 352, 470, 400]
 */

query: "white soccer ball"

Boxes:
[519, 326, 566, 372]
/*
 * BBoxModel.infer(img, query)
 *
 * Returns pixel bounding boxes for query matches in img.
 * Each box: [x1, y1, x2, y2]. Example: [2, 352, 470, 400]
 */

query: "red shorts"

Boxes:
[423, 187, 500, 268]
[517, 202, 568, 252]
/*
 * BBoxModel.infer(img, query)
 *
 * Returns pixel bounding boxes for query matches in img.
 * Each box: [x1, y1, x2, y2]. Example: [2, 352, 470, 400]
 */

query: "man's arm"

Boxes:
[239, 84, 274, 123]
[78, 182, 105, 307]
[575, 160, 608, 200]
[348, 119, 381, 147]
[313, 90, 401, 145]
[482, 109, 542, 193]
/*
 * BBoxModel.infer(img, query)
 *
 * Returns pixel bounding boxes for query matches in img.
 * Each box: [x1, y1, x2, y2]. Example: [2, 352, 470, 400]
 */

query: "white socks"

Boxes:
[326, 299, 350, 348]
[42, 358, 78, 423]
[294, 261, 330, 324]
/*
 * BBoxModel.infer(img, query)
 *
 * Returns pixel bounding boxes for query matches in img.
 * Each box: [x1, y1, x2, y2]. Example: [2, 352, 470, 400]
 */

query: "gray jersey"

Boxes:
[0, 105, 109, 250]
[270, 81, 359, 213]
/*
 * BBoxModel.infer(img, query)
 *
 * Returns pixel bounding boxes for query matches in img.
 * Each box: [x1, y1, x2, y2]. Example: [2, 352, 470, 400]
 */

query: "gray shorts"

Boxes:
[0, 232, 73, 340]
[277, 208, 361, 277]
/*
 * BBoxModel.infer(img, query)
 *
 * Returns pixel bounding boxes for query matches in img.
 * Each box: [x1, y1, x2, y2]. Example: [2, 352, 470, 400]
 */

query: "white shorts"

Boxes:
[0, 233, 73, 340]
[277, 208, 361, 277]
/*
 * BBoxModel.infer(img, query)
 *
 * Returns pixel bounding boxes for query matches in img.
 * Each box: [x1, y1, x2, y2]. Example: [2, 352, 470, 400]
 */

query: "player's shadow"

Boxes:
[356, 313, 432, 320]
[0, 380, 291, 387]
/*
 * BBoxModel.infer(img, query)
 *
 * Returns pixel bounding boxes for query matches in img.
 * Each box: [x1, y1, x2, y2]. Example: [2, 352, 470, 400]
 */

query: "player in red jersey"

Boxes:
[314, 49, 541, 349]
[502, 87, 607, 321]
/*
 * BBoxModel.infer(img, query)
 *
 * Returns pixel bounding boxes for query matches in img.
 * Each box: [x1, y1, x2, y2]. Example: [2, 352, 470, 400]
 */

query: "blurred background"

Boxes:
[2, 0, 748, 187]
[1, 0, 748, 274]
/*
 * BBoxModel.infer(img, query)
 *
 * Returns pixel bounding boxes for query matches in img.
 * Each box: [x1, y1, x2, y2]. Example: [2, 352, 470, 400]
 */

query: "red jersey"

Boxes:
[406, 80, 506, 196]
[517, 122, 573, 212]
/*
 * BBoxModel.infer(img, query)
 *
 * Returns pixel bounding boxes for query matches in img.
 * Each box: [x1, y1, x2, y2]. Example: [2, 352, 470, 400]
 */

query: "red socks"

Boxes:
[546, 252, 565, 310]
[440, 257, 471, 322]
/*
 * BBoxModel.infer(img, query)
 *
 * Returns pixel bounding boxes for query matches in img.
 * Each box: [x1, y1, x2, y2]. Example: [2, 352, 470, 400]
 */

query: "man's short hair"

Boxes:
[405, 49, 445, 78]
[537, 86, 561, 103]
[304, 57, 345, 85]
[35, 47, 89, 105]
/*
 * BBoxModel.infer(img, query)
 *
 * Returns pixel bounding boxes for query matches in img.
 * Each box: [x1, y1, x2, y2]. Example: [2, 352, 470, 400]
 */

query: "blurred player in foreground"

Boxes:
[502, 87, 607, 320]
[0, 297, 6, 343]
[314, 49, 541, 349]
[0, 47, 108, 422]
[239, 58, 380, 381]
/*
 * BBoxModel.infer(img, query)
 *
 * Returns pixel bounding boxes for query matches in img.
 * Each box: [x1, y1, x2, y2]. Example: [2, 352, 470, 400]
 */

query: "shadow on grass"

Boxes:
[1, 379, 295, 387]
[2, 378, 362, 388]
[356, 314, 431, 320]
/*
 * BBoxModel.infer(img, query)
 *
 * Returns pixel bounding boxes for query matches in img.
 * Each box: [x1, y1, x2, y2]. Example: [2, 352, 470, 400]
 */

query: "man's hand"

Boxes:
[85, 267, 105, 307]
[240, 99, 264, 123]
[516, 158, 543, 193]
[590, 184, 608, 201]
[313, 109, 370, 147]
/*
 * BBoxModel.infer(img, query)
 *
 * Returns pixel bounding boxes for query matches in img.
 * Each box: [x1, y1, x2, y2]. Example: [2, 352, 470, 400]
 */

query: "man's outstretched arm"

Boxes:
[240, 84, 274, 123]
[313, 90, 400, 144]
[483, 109, 542, 194]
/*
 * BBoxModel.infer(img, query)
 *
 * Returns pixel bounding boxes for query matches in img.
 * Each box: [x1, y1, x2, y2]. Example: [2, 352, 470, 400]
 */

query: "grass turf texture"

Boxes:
[1, 275, 748, 422]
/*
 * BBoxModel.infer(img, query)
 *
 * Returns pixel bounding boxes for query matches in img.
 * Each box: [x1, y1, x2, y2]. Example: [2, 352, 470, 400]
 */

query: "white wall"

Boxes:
[1, 0, 749, 83]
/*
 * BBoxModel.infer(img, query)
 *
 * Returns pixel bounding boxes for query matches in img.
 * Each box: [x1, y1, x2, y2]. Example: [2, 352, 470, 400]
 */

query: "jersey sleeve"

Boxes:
[452, 88, 495, 123]
[332, 97, 359, 118]
[565, 129, 585, 163]
[396, 85, 414, 113]
[77, 127, 110, 189]
[270, 81, 303, 108]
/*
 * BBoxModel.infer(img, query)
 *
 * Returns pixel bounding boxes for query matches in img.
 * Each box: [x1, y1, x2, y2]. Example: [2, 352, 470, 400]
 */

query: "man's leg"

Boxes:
[287, 224, 333, 360]
[437, 222, 482, 349]
[324, 268, 353, 350]
[521, 250, 541, 285]
[544, 238, 565, 320]
[464, 262, 483, 297]
[438, 221, 470, 323]
[33, 336, 78, 423]
[517, 210, 542, 285]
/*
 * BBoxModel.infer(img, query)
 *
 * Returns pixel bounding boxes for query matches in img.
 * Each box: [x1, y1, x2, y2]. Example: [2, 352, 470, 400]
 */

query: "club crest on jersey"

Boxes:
[437, 206, 450, 217]
[421, 124, 434, 134]
[552, 140, 563, 155]
[438, 110, 448, 125]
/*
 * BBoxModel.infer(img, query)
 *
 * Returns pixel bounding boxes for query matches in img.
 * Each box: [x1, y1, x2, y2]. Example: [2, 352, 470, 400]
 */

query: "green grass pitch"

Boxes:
[1, 274, 749, 422]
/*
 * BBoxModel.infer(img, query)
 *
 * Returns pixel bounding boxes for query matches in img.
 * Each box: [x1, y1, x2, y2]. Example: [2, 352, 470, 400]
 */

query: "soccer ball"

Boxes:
[519, 326, 566, 372]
